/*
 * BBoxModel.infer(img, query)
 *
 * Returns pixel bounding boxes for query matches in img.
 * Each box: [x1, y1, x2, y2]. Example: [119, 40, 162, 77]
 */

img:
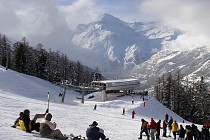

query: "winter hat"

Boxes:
[45, 113, 52, 121]
[89, 121, 98, 126]
[23, 109, 30, 115]
[19, 112, 23, 116]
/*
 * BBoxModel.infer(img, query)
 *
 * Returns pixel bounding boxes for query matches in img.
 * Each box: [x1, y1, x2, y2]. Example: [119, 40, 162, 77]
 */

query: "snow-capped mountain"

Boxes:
[126, 46, 210, 89]
[71, 14, 179, 73]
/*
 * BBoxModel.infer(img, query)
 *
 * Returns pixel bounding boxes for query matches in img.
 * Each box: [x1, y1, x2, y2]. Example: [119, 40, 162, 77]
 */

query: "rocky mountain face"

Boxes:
[71, 14, 179, 74]
[126, 46, 210, 89]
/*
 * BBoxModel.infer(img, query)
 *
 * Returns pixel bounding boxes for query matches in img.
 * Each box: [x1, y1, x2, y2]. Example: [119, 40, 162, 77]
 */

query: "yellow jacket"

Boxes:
[172, 122, 179, 132]
[18, 120, 32, 131]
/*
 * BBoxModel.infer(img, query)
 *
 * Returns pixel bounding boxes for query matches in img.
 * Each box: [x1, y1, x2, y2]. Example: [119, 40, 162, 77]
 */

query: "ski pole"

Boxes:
[47, 92, 50, 113]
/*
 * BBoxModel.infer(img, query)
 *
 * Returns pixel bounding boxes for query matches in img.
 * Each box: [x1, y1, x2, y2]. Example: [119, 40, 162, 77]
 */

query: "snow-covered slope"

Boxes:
[0, 65, 196, 140]
[126, 46, 210, 89]
[70, 14, 179, 74]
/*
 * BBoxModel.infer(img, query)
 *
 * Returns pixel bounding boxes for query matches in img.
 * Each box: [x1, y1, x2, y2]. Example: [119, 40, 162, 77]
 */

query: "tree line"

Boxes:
[154, 71, 210, 124]
[0, 35, 104, 86]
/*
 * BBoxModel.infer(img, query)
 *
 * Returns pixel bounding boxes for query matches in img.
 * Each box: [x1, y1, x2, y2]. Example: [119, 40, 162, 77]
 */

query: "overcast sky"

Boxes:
[0, 0, 209, 52]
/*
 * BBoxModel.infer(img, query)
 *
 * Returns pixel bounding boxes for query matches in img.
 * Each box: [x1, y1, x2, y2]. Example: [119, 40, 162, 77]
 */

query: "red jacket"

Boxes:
[150, 119, 157, 129]
[163, 121, 167, 128]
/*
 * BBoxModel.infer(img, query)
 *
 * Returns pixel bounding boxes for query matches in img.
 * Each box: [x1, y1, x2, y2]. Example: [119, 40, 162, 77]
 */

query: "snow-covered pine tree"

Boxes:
[0, 35, 8, 67]
[34, 43, 48, 79]
[194, 76, 210, 123]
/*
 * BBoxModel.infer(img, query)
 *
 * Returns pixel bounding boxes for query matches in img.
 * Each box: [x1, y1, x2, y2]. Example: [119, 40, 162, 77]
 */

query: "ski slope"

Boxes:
[0, 65, 200, 140]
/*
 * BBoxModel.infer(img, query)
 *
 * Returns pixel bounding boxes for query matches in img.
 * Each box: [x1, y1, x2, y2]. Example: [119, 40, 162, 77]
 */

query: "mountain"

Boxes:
[70, 14, 210, 88]
[71, 14, 179, 74]
[0, 65, 195, 140]
[126, 46, 210, 89]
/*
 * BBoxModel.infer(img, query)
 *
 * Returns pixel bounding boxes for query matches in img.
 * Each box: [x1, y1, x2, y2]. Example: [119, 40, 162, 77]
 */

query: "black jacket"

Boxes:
[22, 114, 31, 132]
[86, 126, 106, 140]
[179, 128, 186, 138]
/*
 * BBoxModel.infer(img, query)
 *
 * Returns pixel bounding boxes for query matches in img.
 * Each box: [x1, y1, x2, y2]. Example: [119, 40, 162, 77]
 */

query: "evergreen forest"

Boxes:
[0, 35, 104, 86]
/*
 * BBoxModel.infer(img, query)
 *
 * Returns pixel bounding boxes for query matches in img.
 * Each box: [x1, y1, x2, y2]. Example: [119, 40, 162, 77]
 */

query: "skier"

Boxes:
[149, 118, 157, 140]
[156, 120, 161, 140]
[11, 112, 23, 128]
[93, 104, 97, 110]
[178, 125, 185, 140]
[39, 113, 67, 140]
[168, 116, 173, 137]
[172, 120, 179, 139]
[132, 110, 135, 119]
[143, 101, 146, 107]
[185, 125, 193, 140]
[202, 125, 209, 140]
[165, 113, 169, 123]
[162, 120, 167, 137]
[191, 123, 197, 140]
[132, 98, 134, 104]
[138, 119, 150, 140]
[86, 121, 108, 140]
[122, 108, 125, 115]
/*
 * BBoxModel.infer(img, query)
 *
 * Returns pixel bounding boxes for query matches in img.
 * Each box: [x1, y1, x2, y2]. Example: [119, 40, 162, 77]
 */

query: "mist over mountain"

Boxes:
[70, 14, 179, 74]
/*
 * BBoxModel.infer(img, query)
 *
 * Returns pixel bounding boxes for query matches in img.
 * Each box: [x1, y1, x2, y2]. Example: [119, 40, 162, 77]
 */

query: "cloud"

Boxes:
[167, 34, 210, 51]
[0, 0, 72, 52]
[137, 0, 210, 50]
[0, 0, 209, 54]
[57, 0, 137, 28]
[0, 0, 140, 53]
[58, 0, 99, 29]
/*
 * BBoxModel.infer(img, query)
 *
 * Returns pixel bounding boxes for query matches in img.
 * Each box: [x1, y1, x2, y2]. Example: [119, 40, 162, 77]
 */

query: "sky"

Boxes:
[0, 0, 209, 52]
[0, 64, 200, 140]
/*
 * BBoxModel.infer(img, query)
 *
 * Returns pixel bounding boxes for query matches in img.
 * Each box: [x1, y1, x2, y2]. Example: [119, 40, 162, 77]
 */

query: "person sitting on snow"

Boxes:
[86, 121, 107, 140]
[39, 113, 67, 140]
[11, 112, 23, 128]
[19, 109, 43, 133]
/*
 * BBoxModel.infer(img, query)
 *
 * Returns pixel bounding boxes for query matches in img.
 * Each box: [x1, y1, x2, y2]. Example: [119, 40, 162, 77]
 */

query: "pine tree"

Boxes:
[153, 72, 210, 123]
[75, 60, 84, 86]
[13, 41, 27, 73]
[0, 35, 10, 68]
[35, 44, 48, 79]
[163, 73, 173, 109]
[194, 76, 210, 123]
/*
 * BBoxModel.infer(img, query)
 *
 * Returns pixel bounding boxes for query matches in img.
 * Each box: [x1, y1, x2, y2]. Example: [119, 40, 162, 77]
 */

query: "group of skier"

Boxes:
[12, 109, 108, 140]
[138, 118, 161, 140]
[138, 113, 210, 140]
[11, 108, 209, 140]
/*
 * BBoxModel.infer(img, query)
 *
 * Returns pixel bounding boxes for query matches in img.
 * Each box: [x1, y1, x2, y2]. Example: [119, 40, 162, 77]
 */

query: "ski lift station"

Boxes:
[91, 78, 140, 101]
